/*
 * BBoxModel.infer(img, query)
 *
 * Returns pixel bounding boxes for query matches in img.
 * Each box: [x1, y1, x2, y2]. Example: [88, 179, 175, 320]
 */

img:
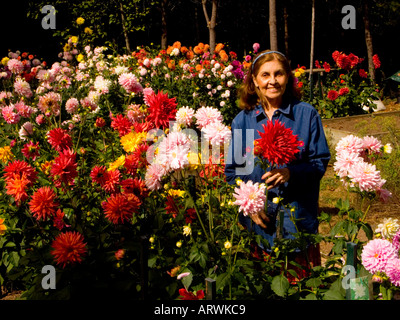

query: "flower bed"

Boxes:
[0, 40, 398, 300]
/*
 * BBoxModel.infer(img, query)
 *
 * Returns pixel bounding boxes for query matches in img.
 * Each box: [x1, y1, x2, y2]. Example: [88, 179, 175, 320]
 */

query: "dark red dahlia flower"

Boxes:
[254, 121, 301, 167]
[327, 89, 339, 101]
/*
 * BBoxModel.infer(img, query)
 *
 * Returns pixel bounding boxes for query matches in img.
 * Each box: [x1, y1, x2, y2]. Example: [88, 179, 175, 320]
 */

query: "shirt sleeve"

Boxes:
[225, 117, 240, 185]
[286, 111, 331, 183]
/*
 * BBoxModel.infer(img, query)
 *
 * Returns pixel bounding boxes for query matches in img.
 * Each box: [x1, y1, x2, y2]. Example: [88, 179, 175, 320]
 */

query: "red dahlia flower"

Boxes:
[339, 87, 349, 96]
[372, 54, 381, 69]
[21, 141, 40, 161]
[50, 148, 78, 188]
[101, 192, 141, 224]
[4, 160, 37, 185]
[47, 128, 72, 152]
[323, 62, 331, 73]
[254, 121, 301, 167]
[327, 90, 339, 101]
[145, 91, 177, 129]
[110, 114, 132, 137]
[51, 231, 87, 268]
[29, 186, 59, 221]
[178, 288, 205, 300]
[124, 143, 149, 174]
[120, 177, 149, 199]
[336, 54, 352, 70]
[359, 69, 368, 78]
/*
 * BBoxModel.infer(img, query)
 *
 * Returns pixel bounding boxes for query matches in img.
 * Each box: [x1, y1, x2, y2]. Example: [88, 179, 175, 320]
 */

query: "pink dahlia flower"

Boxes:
[201, 121, 231, 146]
[361, 238, 397, 274]
[1, 106, 20, 124]
[333, 150, 362, 178]
[194, 106, 223, 129]
[7, 59, 24, 74]
[37, 92, 62, 117]
[253, 43, 260, 54]
[385, 258, 400, 287]
[19, 121, 34, 140]
[392, 230, 400, 252]
[118, 72, 143, 94]
[145, 162, 167, 191]
[176, 106, 195, 127]
[14, 101, 34, 118]
[361, 135, 382, 155]
[167, 144, 190, 170]
[335, 134, 364, 157]
[347, 161, 384, 192]
[143, 87, 155, 105]
[233, 180, 266, 216]
[14, 78, 33, 98]
[65, 98, 79, 114]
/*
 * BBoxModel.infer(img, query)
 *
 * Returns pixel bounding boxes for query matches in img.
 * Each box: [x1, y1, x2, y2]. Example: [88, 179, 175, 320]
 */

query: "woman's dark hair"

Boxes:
[238, 50, 301, 110]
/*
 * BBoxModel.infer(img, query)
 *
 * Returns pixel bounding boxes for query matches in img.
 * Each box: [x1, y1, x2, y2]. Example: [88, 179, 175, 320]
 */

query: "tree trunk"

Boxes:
[161, 0, 168, 50]
[202, 0, 218, 54]
[119, 1, 131, 53]
[362, 0, 375, 82]
[283, 5, 290, 62]
[309, 0, 315, 82]
[269, 0, 278, 50]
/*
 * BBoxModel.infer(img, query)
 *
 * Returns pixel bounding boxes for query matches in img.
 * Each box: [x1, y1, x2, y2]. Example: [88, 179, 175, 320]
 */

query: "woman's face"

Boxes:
[253, 60, 289, 103]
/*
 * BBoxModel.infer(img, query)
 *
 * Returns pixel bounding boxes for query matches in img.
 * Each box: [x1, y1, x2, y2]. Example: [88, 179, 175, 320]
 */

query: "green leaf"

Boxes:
[271, 274, 289, 298]
[181, 271, 193, 290]
[306, 277, 322, 288]
[216, 272, 231, 291]
[323, 288, 345, 300]
[147, 256, 157, 268]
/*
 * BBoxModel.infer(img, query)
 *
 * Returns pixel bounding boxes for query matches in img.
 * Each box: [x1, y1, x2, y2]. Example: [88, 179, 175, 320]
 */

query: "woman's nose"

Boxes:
[269, 76, 276, 84]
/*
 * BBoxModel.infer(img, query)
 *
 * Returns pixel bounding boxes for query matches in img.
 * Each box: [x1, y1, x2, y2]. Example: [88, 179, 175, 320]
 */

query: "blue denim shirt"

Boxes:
[225, 98, 331, 249]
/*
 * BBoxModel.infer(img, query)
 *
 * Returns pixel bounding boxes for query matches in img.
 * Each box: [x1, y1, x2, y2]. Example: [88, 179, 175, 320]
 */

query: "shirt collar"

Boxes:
[251, 97, 293, 118]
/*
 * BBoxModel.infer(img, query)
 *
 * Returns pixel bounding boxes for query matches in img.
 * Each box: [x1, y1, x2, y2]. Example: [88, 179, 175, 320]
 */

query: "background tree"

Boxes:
[309, 0, 316, 81]
[269, 0, 278, 51]
[26, 0, 152, 54]
[201, 0, 218, 54]
[362, 0, 375, 82]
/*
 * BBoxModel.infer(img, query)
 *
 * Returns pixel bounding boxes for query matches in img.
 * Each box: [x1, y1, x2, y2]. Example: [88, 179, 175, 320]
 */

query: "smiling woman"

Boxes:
[225, 50, 331, 274]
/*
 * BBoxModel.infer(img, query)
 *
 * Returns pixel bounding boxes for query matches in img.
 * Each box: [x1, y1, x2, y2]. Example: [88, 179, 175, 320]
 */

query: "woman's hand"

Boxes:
[262, 168, 290, 190]
[249, 210, 270, 229]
